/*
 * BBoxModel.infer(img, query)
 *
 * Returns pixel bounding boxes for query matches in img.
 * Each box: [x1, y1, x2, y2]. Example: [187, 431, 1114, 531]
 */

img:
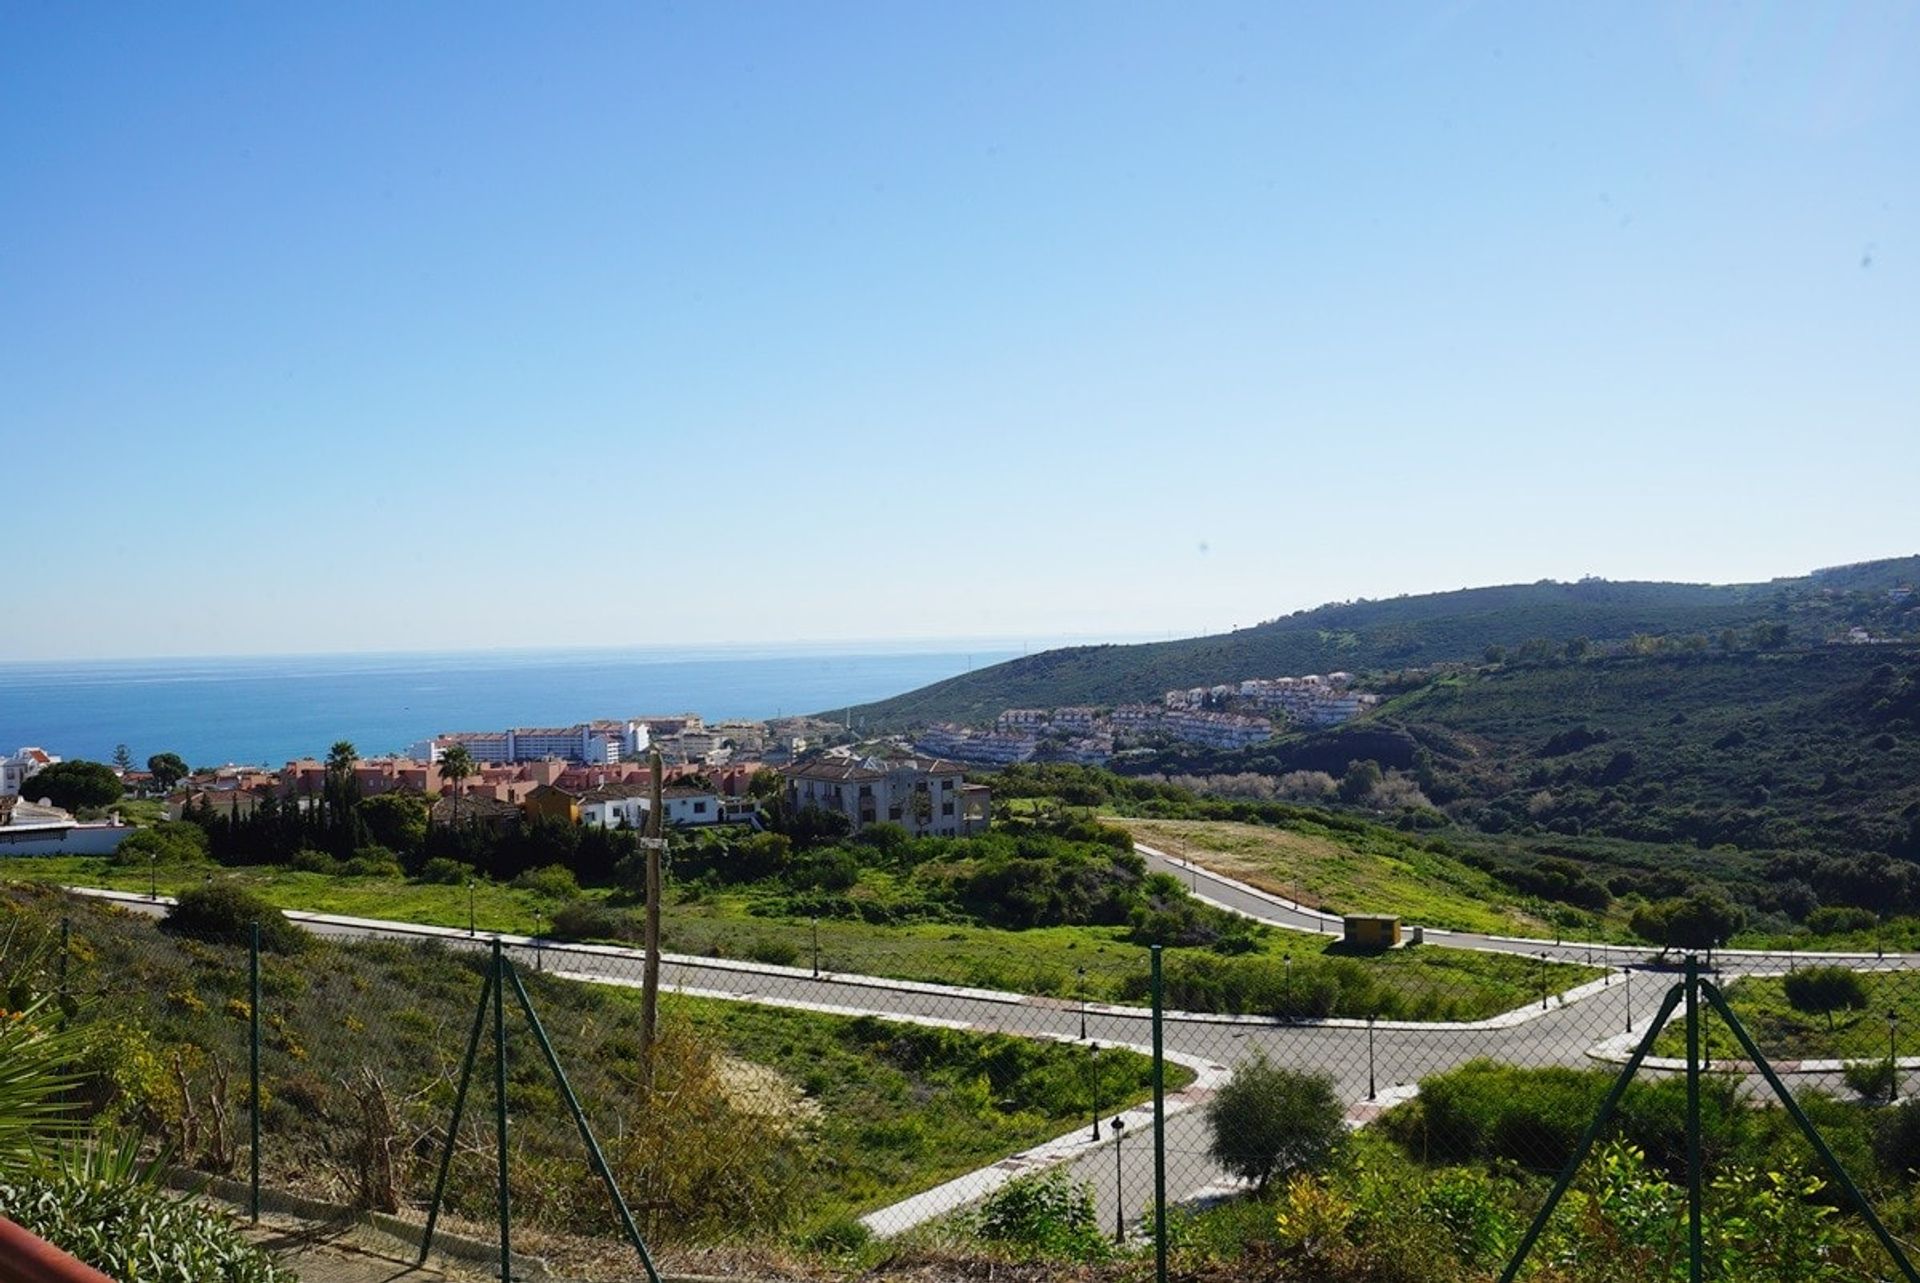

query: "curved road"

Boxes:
[74, 860, 1918, 1240]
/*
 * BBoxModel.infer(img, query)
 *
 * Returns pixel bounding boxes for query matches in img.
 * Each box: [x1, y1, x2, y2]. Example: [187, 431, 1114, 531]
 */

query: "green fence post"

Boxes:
[493, 939, 511, 1283]
[418, 956, 496, 1267]
[249, 920, 261, 1224]
[1685, 953, 1702, 1283]
[1151, 944, 1167, 1283]
[1704, 980, 1920, 1283]
[503, 959, 662, 1283]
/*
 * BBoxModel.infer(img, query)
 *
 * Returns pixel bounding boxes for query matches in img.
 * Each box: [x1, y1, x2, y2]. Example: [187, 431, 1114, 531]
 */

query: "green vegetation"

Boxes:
[1204, 1058, 1344, 1189]
[840, 572, 1856, 729]
[1116, 815, 1545, 933]
[1651, 969, 1919, 1063]
[19, 758, 123, 810]
[0, 882, 1178, 1247]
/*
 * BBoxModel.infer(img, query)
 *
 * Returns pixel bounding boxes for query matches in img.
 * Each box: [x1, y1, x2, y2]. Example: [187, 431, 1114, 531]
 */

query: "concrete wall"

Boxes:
[0, 823, 133, 857]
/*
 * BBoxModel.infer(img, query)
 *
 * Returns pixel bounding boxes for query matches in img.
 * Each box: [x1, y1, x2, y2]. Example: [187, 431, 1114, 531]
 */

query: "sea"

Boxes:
[0, 643, 1023, 768]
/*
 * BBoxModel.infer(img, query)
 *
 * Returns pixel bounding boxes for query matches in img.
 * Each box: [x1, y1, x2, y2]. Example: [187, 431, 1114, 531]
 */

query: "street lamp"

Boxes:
[1539, 952, 1549, 1011]
[812, 916, 821, 978]
[1283, 953, 1293, 1020]
[1367, 1013, 1378, 1101]
[1111, 1115, 1128, 1242]
[1078, 967, 1089, 1041]
[149, 852, 158, 901]
[1625, 965, 1634, 1034]
[467, 879, 476, 936]
[1088, 1042, 1101, 1141]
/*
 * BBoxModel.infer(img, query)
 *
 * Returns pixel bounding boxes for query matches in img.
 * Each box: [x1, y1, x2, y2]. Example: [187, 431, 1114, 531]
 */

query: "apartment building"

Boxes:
[913, 726, 1036, 766]
[411, 721, 649, 766]
[781, 753, 988, 838]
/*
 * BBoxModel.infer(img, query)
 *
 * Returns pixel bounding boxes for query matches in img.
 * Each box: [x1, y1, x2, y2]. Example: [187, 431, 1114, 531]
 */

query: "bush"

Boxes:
[1807, 905, 1879, 936]
[111, 823, 210, 868]
[289, 848, 344, 875]
[548, 900, 639, 942]
[1843, 1057, 1898, 1104]
[162, 885, 308, 955]
[513, 864, 580, 899]
[1204, 1056, 1344, 1189]
[17, 760, 122, 812]
[1873, 1097, 1920, 1176]
[1784, 966, 1868, 1030]
[343, 845, 403, 877]
[417, 856, 476, 884]
[972, 1169, 1108, 1259]
[746, 937, 801, 967]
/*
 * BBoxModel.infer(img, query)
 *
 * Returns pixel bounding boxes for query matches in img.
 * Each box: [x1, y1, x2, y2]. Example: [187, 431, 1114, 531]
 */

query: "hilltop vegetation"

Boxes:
[841, 558, 1920, 730]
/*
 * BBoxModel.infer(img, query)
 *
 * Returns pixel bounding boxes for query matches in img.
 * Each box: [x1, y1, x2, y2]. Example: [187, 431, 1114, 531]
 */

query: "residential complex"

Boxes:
[409, 721, 651, 766]
[780, 752, 990, 838]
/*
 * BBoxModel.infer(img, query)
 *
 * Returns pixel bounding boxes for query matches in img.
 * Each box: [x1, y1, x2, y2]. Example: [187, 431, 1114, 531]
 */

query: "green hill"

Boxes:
[843, 557, 1920, 730]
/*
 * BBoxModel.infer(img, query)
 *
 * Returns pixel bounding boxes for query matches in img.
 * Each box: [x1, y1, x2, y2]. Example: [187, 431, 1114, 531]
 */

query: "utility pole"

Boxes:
[639, 749, 665, 1094]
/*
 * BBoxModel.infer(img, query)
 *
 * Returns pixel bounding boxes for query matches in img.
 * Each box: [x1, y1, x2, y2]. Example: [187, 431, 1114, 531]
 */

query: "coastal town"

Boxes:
[0, 668, 1373, 857]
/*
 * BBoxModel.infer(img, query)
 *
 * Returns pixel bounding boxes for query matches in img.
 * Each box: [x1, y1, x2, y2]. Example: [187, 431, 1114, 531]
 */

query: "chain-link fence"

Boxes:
[8, 878, 1920, 1281]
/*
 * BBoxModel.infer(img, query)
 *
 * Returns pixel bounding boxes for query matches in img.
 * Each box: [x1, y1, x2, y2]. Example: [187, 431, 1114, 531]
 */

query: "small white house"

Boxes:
[580, 785, 727, 829]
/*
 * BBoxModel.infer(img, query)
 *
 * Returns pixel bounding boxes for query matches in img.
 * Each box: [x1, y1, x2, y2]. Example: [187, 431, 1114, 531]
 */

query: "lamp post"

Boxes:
[149, 852, 158, 901]
[812, 916, 821, 978]
[1367, 1013, 1378, 1101]
[1078, 966, 1089, 1041]
[467, 879, 476, 936]
[1111, 1115, 1128, 1242]
[1283, 953, 1293, 1021]
[1625, 965, 1634, 1033]
[1088, 1042, 1101, 1141]
[1539, 952, 1549, 1011]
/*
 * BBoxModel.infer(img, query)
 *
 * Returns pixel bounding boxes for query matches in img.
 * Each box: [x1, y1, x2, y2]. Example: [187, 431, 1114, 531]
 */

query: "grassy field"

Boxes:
[0, 882, 1178, 1252]
[4, 856, 1598, 1020]
[1651, 968, 1920, 1063]
[1112, 815, 1548, 935]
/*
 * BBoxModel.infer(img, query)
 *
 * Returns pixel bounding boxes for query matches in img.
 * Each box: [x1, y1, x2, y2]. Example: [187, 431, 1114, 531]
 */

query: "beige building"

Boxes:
[780, 753, 989, 838]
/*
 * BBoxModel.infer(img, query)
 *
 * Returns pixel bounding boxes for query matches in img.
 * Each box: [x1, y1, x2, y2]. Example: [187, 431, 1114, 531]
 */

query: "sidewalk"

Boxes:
[244, 1216, 477, 1283]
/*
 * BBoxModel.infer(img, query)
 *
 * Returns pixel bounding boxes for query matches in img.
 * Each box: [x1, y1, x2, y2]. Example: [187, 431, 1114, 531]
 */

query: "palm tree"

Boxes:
[437, 744, 474, 827]
[326, 740, 358, 784]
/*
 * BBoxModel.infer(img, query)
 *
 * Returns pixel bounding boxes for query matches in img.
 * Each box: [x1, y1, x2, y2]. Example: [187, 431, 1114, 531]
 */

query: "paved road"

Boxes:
[80, 879, 1912, 1239]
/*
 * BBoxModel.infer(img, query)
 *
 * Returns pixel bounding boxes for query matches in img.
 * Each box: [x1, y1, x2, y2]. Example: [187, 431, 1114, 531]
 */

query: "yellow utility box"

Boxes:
[1343, 914, 1402, 951]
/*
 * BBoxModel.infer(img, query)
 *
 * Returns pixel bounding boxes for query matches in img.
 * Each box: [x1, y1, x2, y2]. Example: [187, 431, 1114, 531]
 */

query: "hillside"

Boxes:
[841, 557, 1920, 730]
[1129, 645, 1920, 861]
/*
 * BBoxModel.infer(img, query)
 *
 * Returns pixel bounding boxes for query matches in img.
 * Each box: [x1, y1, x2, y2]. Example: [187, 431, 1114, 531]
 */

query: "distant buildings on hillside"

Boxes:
[912, 671, 1377, 766]
[409, 714, 810, 770]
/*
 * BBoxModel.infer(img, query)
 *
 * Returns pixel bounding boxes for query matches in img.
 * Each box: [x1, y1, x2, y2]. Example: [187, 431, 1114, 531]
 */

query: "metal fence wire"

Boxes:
[9, 879, 1920, 1282]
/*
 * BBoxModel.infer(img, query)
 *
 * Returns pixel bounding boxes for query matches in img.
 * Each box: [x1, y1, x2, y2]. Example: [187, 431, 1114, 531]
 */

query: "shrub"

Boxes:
[289, 848, 344, 875]
[1843, 1057, 1898, 1104]
[162, 885, 308, 955]
[746, 937, 801, 967]
[111, 823, 210, 868]
[1784, 966, 1868, 1030]
[972, 1169, 1108, 1259]
[513, 864, 580, 899]
[1873, 1097, 1920, 1176]
[16, 760, 122, 811]
[548, 900, 639, 943]
[1807, 905, 1879, 936]
[417, 856, 476, 884]
[1204, 1056, 1344, 1190]
[343, 845, 403, 877]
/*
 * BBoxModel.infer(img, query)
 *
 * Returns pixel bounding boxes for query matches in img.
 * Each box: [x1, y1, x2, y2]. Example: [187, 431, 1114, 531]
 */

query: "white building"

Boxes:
[412, 721, 648, 766]
[0, 796, 130, 856]
[579, 785, 732, 829]
[1, 747, 59, 799]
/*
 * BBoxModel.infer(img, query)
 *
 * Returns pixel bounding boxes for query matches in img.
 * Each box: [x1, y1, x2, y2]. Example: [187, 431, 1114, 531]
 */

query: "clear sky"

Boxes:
[3, 2, 1915, 661]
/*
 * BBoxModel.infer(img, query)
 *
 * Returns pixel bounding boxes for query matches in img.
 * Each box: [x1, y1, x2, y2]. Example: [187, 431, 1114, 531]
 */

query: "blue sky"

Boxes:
[3, 2, 1915, 661]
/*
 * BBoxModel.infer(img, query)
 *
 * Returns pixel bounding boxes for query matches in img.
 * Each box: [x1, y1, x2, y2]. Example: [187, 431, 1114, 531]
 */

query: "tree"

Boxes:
[436, 745, 474, 826]
[1204, 1056, 1344, 1190]
[326, 741, 358, 785]
[1751, 621, 1790, 650]
[1784, 966, 1868, 1032]
[111, 744, 133, 772]
[1338, 760, 1382, 804]
[20, 760, 122, 811]
[1565, 636, 1592, 662]
[358, 792, 428, 857]
[147, 752, 189, 793]
[1629, 891, 1745, 951]
[163, 884, 309, 954]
